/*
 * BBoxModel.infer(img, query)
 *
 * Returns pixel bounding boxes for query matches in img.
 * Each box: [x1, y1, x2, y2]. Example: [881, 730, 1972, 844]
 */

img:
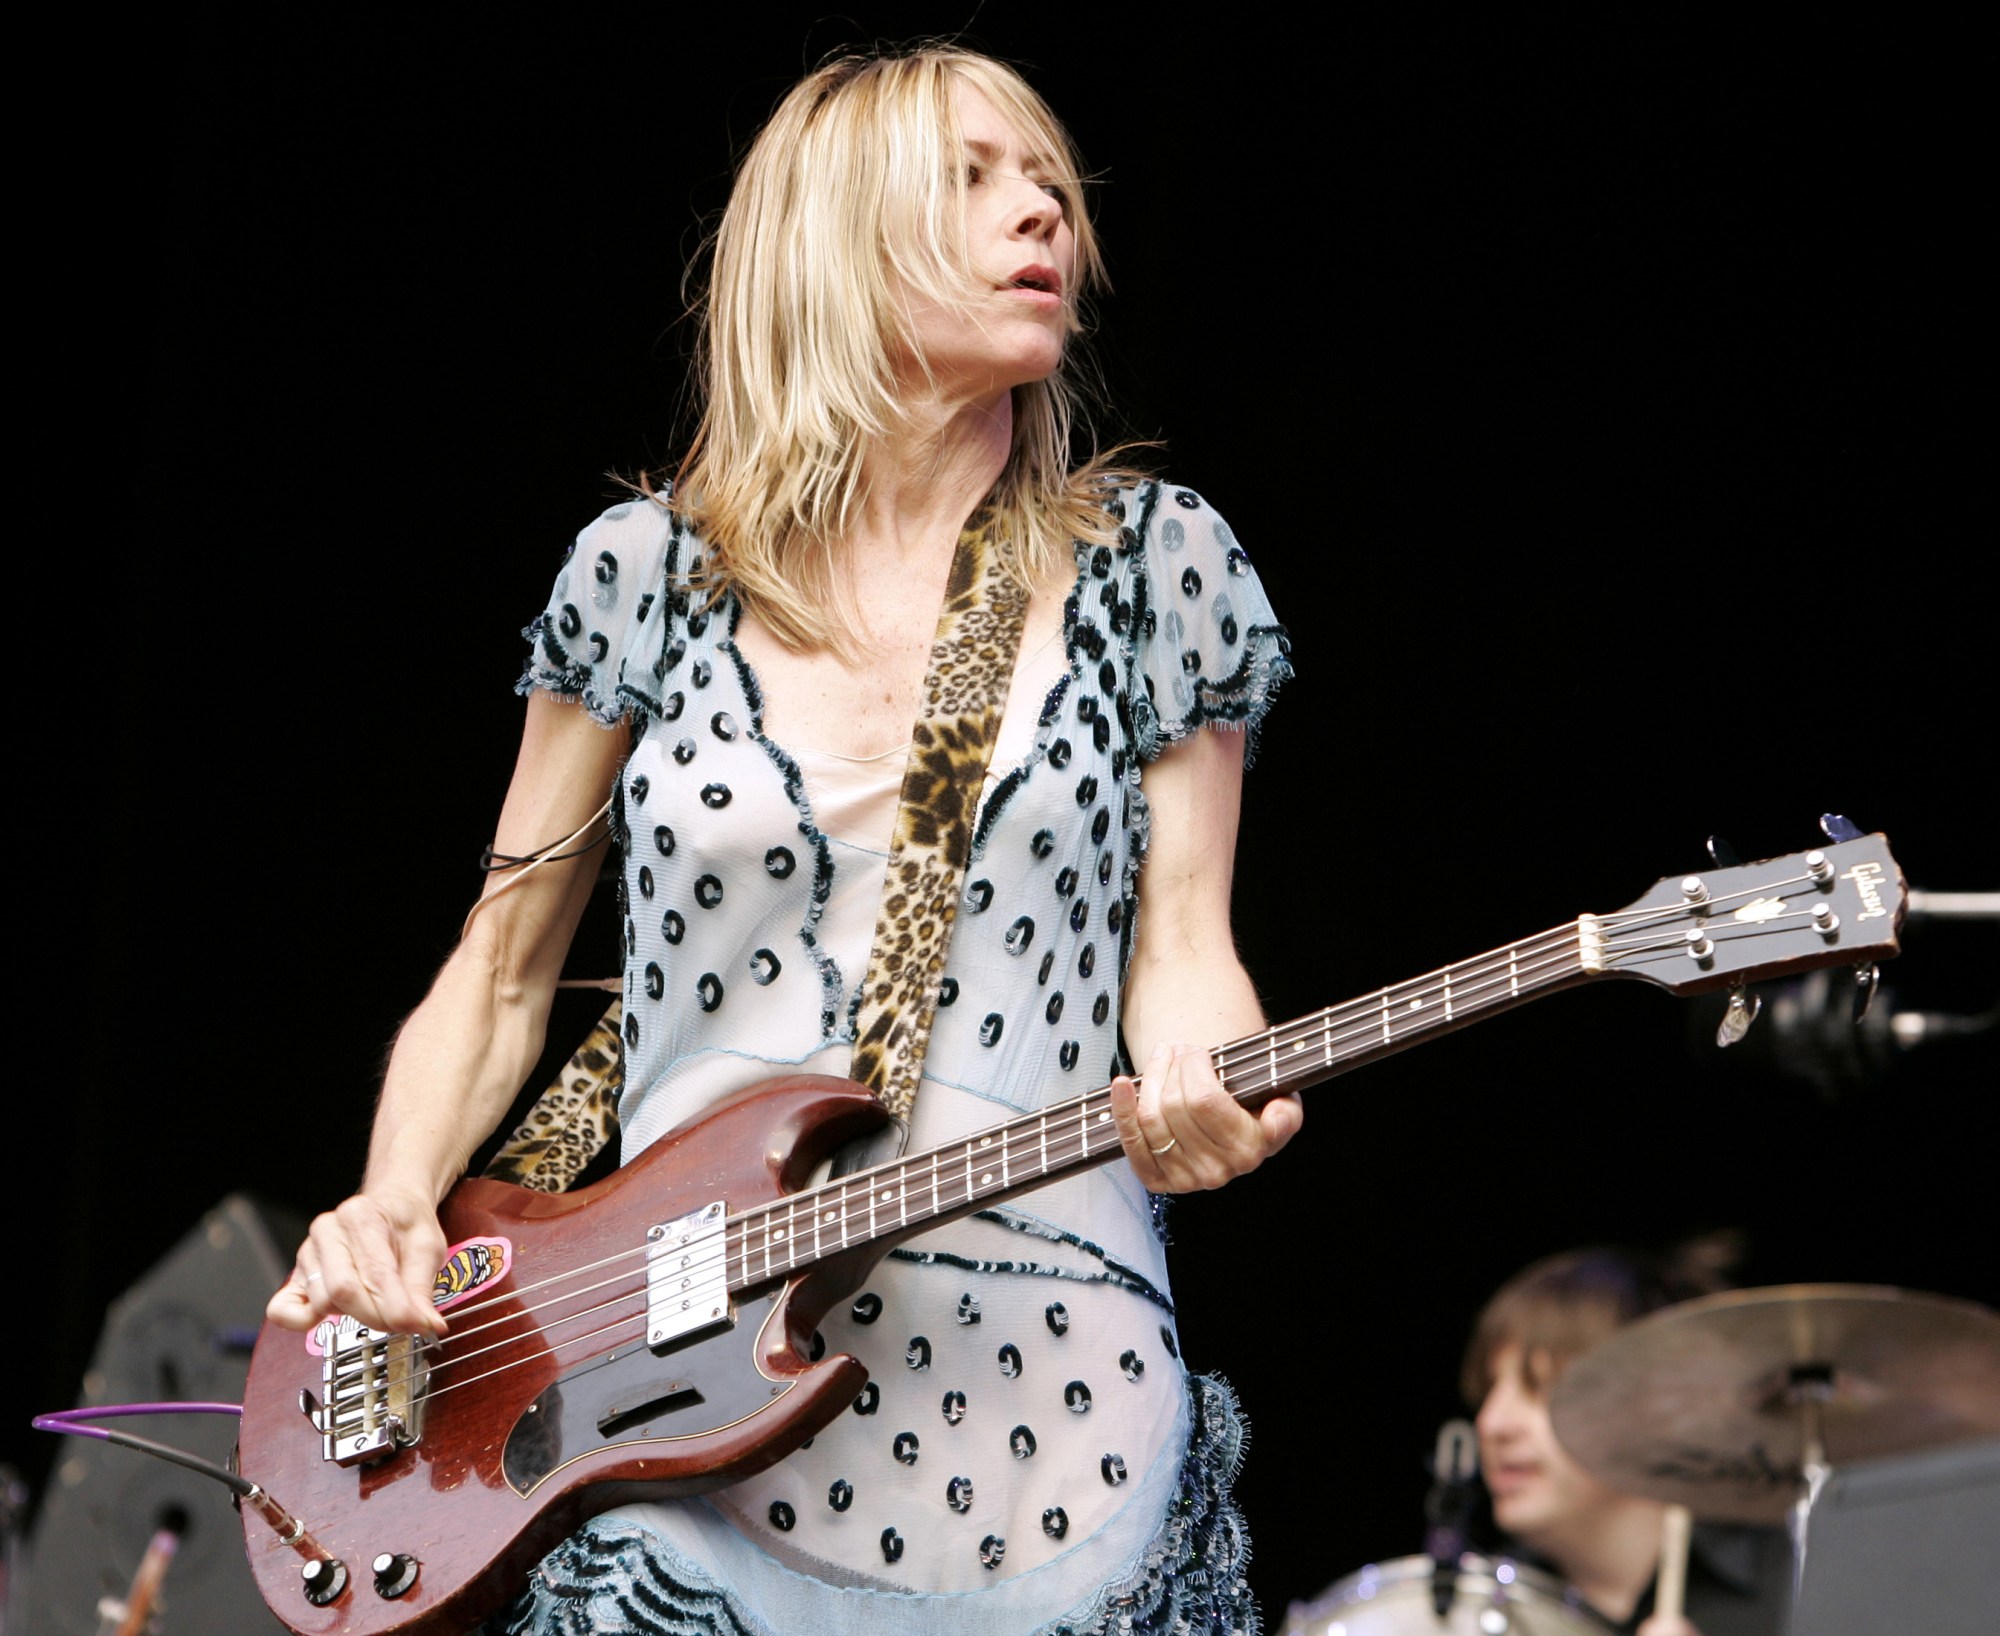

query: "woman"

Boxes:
[267, 46, 1299, 1634]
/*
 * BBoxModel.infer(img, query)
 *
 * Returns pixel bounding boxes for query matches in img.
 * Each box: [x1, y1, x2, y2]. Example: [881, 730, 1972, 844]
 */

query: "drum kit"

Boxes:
[1281, 1284, 2000, 1634]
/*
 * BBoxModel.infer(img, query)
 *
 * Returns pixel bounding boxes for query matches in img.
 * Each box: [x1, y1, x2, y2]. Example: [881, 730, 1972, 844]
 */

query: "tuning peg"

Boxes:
[1820, 813, 1864, 843]
[1706, 836, 1742, 869]
[1851, 962, 1879, 1022]
[1716, 984, 1763, 1047]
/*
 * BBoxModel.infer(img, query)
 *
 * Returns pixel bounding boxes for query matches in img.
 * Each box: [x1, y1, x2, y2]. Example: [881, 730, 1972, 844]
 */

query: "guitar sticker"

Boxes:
[433, 1235, 513, 1309]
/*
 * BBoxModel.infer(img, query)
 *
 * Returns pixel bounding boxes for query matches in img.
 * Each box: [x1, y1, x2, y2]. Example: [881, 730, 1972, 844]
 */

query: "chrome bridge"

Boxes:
[646, 1200, 731, 1350]
[303, 1317, 434, 1466]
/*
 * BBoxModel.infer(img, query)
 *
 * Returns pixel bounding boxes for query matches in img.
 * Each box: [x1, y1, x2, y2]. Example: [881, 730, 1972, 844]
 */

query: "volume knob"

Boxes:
[372, 1551, 420, 1599]
[300, 1556, 349, 1606]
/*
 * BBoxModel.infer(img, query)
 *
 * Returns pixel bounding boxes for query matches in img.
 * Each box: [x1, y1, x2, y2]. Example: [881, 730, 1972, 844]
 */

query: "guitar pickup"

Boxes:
[314, 1319, 434, 1466]
[645, 1200, 732, 1352]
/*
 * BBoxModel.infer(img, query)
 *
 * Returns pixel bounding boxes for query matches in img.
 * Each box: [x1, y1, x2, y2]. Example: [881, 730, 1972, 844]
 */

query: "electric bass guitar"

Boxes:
[237, 828, 1905, 1634]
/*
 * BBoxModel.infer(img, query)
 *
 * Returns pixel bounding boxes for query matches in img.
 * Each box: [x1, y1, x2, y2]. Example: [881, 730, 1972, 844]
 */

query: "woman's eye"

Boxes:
[966, 163, 985, 186]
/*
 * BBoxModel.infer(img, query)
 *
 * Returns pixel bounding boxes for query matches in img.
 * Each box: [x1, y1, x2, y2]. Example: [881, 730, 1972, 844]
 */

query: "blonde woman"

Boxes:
[270, 46, 1299, 1635]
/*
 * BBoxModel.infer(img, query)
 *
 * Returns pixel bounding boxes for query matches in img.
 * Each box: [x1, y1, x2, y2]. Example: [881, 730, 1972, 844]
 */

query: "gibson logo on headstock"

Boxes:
[1843, 860, 1890, 921]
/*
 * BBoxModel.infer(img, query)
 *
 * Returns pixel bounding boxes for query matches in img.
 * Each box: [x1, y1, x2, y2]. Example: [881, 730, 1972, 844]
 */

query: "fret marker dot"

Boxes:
[979, 1172, 994, 1186]
[1409, 998, 1422, 1010]
[1097, 1111, 1111, 1124]
[773, 1229, 786, 1241]
[881, 1189, 895, 1203]
[978, 1136, 992, 1148]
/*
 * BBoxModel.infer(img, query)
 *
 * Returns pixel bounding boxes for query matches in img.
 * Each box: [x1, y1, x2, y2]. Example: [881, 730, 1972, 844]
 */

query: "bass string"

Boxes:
[728, 938, 1583, 1274]
[1596, 866, 1822, 925]
[1209, 930, 1588, 1085]
[339, 873, 1837, 1400]
[422, 1237, 666, 1330]
[727, 927, 1597, 1270]
[332, 1273, 658, 1407]
[422, 1247, 723, 1362]
[727, 1092, 1125, 1274]
[383, 1102, 1172, 1402]
[1218, 871, 1828, 1087]
[347, 1119, 1109, 1399]
[349, 933, 1576, 1375]
[727, 931, 1591, 1257]
[357, 1119, 1126, 1405]
[429, 917, 1600, 1312]
[409, 1306, 653, 1412]
[433, 877, 1821, 1320]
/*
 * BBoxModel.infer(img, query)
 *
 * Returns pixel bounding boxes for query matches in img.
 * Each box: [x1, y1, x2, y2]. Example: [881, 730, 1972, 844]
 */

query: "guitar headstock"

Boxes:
[1587, 833, 1905, 995]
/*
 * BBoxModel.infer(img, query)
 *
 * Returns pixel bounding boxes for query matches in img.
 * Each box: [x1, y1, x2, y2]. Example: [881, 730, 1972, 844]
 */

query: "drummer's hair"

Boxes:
[1460, 1231, 1744, 1404]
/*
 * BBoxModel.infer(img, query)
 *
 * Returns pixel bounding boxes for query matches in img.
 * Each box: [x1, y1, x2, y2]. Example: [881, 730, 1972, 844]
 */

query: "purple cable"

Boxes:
[34, 1402, 242, 1433]
[33, 1401, 251, 1496]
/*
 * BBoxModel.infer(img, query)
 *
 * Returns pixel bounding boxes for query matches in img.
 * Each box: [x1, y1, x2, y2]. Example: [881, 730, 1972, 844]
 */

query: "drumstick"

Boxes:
[96, 1526, 179, 1636]
[1655, 1502, 1693, 1623]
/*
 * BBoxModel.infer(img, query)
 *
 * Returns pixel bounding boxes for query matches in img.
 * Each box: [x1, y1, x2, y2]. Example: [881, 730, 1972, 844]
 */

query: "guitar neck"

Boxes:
[724, 918, 1590, 1293]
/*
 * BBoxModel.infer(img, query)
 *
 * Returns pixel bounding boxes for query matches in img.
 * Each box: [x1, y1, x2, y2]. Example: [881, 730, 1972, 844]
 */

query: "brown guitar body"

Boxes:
[239, 1075, 891, 1636]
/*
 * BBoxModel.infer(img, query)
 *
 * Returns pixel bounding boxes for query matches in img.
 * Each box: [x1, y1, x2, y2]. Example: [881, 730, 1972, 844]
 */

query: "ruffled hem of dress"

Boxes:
[1131, 624, 1295, 771]
[516, 614, 632, 728]
[482, 1373, 1259, 1636]
[481, 1525, 759, 1636]
[1033, 1372, 1261, 1636]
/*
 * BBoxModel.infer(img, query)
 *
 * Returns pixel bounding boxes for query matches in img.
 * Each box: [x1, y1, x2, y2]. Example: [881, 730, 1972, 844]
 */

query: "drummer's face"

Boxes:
[1475, 1342, 1618, 1544]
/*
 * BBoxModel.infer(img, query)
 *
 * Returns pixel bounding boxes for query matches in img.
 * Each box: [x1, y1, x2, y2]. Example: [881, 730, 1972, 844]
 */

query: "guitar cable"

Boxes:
[38, 1402, 338, 1565]
[32, 1402, 251, 1499]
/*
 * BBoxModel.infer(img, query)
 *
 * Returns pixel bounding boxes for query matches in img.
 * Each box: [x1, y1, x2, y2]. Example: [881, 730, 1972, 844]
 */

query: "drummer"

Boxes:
[1463, 1239, 1791, 1636]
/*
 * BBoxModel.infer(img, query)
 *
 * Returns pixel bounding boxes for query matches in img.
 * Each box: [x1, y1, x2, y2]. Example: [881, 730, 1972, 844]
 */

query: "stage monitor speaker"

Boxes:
[1788, 1436, 2000, 1636]
[16, 1193, 300, 1635]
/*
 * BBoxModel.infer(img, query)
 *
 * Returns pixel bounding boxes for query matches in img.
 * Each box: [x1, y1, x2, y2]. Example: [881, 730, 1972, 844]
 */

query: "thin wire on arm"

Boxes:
[460, 794, 614, 941]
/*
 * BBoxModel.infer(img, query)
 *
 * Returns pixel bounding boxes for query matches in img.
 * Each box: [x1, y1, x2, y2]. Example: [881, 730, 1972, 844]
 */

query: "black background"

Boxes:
[37, 8, 1995, 1627]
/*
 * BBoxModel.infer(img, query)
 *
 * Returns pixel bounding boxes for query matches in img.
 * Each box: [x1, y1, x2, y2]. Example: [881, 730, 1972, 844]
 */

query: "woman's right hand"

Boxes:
[266, 1184, 450, 1338]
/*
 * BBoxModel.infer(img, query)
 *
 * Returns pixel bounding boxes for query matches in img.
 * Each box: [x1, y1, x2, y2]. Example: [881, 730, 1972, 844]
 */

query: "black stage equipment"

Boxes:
[17, 1194, 299, 1635]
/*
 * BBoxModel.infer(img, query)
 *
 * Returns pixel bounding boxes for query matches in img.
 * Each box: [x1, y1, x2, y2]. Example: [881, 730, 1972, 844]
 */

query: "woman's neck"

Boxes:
[852, 385, 1013, 560]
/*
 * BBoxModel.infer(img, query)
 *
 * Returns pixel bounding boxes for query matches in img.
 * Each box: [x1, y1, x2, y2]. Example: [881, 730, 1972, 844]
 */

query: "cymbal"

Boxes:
[1547, 1284, 2000, 1523]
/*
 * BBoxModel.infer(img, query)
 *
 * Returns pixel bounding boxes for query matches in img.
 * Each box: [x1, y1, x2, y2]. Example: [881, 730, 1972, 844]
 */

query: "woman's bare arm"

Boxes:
[266, 693, 627, 1335]
[1111, 726, 1302, 1192]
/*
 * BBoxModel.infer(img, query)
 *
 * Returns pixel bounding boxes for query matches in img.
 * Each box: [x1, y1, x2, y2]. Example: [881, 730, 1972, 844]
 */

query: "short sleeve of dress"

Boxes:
[1124, 482, 1293, 764]
[516, 496, 679, 725]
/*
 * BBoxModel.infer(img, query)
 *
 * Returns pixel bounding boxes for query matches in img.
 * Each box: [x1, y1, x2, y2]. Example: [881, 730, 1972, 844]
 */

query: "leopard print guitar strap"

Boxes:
[847, 511, 1027, 1124]
[485, 511, 1025, 1190]
[483, 1006, 624, 1192]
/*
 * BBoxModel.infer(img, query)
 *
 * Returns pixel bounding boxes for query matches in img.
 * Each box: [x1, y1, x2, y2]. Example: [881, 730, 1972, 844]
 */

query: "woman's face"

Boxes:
[895, 79, 1078, 402]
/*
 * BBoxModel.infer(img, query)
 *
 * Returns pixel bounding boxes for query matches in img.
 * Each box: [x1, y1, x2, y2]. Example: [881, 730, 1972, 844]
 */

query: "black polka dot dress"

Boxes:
[515, 482, 1291, 1631]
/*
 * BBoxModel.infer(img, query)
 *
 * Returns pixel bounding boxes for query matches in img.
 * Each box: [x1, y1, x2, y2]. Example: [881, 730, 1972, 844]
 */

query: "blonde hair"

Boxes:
[668, 46, 1141, 651]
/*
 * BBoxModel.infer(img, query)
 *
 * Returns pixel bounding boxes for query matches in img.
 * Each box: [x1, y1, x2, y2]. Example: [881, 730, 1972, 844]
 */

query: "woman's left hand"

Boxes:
[1110, 1039, 1302, 1193]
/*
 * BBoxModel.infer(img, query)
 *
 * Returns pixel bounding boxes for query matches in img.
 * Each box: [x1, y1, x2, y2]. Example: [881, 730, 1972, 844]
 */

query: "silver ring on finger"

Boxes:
[1148, 1137, 1178, 1157]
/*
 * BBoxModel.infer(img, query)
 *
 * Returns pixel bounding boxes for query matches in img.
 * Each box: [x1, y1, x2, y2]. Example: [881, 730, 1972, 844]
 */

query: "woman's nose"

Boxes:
[1005, 177, 1062, 240]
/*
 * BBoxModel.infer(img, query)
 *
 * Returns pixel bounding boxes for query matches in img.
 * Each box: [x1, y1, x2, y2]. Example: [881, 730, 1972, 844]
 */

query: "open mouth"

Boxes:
[1008, 267, 1063, 297]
